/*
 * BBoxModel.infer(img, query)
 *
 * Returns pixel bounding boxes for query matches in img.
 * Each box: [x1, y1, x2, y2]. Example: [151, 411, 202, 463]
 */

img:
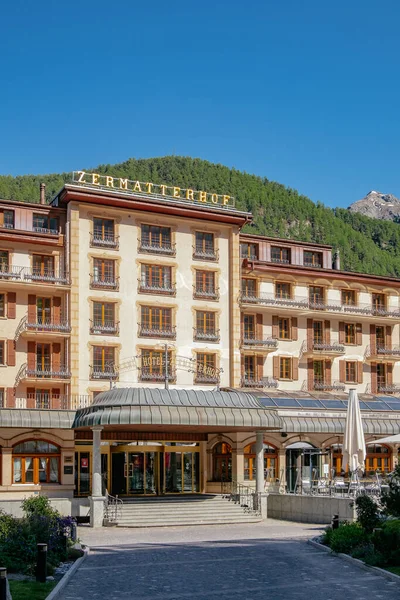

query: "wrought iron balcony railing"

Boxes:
[193, 328, 220, 342]
[241, 336, 278, 348]
[90, 231, 119, 249]
[90, 320, 120, 335]
[194, 373, 220, 384]
[24, 268, 69, 284]
[90, 367, 119, 380]
[240, 291, 308, 309]
[90, 275, 119, 290]
[193, 287, 220, 301]
[364, 345, 400, 360]
[377, 383, 400, 394]
[304, 261, 323, 268]
[240, 376, 278, 389]
[26, 367, 71, 379]
[0, 265, 24, 279]
[309, 379, 345, 392]
[33, 226, 59, 235]
[241, 252, 258, 260]
[139, 370, 176, 383]
[138, 323, 176, 339]
[270, 257, 290, 264]
[138, 280, 176, 295]
[192, 247, 219, 261]
[138, 239, 176, 256]
[26, 319, 71, 333]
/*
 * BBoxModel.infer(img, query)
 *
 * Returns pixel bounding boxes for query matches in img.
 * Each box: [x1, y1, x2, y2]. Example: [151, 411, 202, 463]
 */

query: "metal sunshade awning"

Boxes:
[281, 415, 400, 436]
[0, 410, 76, 429]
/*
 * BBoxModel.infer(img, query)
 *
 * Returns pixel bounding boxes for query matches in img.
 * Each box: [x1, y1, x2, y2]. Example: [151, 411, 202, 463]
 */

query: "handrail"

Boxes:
[221, 478, 261, 517]
[104, 490, 123, 523]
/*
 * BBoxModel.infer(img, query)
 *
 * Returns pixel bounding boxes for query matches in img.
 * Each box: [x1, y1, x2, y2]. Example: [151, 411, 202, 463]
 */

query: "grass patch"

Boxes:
[9, 580, 57, 600]
[385, 566, 400, 576]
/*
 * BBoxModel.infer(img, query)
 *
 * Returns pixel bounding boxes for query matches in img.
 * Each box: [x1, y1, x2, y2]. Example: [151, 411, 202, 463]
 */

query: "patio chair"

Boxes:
[301, 477, 312, 495]
[316, 478, 330, 495]
[332, 477, 347, 496]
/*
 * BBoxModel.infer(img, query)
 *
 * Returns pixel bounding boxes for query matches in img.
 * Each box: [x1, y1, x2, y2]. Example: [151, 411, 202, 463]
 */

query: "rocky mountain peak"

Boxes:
[348, 190, 400, 221]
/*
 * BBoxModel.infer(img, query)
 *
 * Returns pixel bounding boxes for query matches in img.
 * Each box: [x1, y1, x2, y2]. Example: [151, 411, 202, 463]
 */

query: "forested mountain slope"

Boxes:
[1, 156, 400, 276]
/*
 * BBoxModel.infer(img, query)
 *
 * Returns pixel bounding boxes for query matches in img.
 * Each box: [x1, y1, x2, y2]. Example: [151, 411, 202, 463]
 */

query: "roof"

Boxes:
[0, 410, 76, 429]
[72, 388, 282, 430]
[281, 414, 400, 436]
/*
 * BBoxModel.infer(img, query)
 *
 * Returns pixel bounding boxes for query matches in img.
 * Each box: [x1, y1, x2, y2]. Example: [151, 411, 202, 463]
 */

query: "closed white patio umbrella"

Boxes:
[342, 389, 366, 473]
[367, 433, 400, 445]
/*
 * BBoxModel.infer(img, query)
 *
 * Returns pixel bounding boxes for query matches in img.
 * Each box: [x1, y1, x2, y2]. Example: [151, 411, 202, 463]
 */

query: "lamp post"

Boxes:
[155, 343, 175, 390]
[105, 361, 116, 390]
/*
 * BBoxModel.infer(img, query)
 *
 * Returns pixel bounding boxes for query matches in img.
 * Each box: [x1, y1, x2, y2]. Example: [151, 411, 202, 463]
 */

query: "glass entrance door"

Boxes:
[164, 450, 200, 493]
[126, 452, 157, 495]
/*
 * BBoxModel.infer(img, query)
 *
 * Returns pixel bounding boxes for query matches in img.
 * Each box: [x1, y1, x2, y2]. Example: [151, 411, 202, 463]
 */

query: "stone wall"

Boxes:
[267, 493, 356, 524]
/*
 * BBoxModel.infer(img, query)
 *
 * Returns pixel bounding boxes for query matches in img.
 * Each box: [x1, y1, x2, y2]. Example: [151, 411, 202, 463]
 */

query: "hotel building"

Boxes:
[0, 175, 399, 521]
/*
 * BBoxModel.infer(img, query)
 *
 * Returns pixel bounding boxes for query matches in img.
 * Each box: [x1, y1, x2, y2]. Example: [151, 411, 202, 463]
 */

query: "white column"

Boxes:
[255, 430, 264, 493]
[92, 426, 103, 497]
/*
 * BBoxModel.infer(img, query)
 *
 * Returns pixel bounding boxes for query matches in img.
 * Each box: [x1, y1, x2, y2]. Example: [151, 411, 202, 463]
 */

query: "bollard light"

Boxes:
[331, 514, 339, 530]
[36, 543, 48, 583]
[0, 567, 7, 600]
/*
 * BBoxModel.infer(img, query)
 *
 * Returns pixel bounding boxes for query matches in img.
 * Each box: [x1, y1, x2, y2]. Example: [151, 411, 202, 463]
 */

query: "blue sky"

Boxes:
[1, 1, 399, 208]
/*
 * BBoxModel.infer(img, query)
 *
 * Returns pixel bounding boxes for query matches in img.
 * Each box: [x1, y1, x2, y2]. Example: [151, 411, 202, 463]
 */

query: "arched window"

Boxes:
[244, 442, 278, 481]
[366, 444, 391, 475]
[212, 442, 232, 482]
[13, 440, 60, 484]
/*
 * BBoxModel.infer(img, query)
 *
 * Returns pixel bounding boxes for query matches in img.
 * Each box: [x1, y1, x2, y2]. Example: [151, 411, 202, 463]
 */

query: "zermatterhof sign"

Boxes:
[72, 171, 235, 208]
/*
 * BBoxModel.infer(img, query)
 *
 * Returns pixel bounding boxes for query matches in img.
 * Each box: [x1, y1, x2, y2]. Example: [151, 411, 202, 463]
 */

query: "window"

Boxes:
[140, 264, 173, 293]
[0, 251, 9, 272]
[141, 306, 172, 335]
[243, 314, 256, 340]
[212, 442, 232, 482]
[279, 357, 291, 380]
[91, 302, 117, 334]
[196, 311, 216, 335]
[32, 254, 54, 276]
[372, 293, 386, 310]
[194, 271, 217, 298]
[271, 246, 290, 264]
[194, 232, 216, 259]
[0, 294, 4, 318]
[377, 363, 387, 390]
[140, 349, 173, 381]
[195, 353, 217, 383]
[36, 343, 51, 373]
[309, 286, 324, 306]
[33, 214, 58, 234]
[13, 440, 60, 484]
[92, 346, 116, 378]
[0, 341, 4, 365]
[313, 321, 323, 344]
[244, 355, 255, 380]
[342, 290, 356, 306]
[244, 442, 278, 480]
[376, 326, 385, 348]
[0, 210, 14, 229]
[313, 360, 324, 385]
[275, 282, 291, 299]
[344, 323, 356, 344]
[241, 278, 257, 297]
[278, 317, 290, 339]
[140, 225, 173, 254]
[36, 298, 51, 325]
[92, 218, 116, 247]
[366, 445, 391, 475]
[240, 243, 258, 260]
[304, 250, 323, 268]
[345, 361, 357, 383]
[0, 388, 4, 407]
[31, 389, 51, 409]
[92, 258, 117, 288]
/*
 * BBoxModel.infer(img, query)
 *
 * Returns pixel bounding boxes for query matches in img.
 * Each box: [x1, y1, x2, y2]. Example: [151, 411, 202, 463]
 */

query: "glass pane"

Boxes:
[79, 452, 91, 494]
[50, 457, 59, 483]
[145, 452, 156, 494]
[183, 453, 193, 492]
[13, 458, 22, 483]
[128, 453, 144, 494]
[193, 453, 200, 492]
[165, 452, 182, 493]
[39, 457, 47, 482]
[25, 457, 34, 483]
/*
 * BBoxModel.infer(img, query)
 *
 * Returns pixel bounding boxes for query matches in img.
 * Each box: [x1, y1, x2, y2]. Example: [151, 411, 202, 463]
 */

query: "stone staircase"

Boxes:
[113, 494, 262, 527]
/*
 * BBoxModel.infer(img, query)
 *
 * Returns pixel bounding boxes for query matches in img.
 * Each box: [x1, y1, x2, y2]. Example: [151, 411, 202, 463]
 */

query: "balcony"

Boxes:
[139, 370, 176, 383]
[25, 318, 71, 335]
[138, 280, 176, 296]
[26, 366, 71, 380]
[0, 265, 24, 280]
[301, 339, 345, 358]
[194, 373, 220, 384]
[307, 379, 345, 392]
[241, 252, 258, 260]
[24, 268, 69, 285]
[90, 320, 120, 335]
[17, 394, 70, 410]
[193, 247, 219, 261]
[377, 383, 400, 394]
[193, 287, 220, 301]
[90, 275, 119, 291]
[304, 261, 323, 268]
[240, 376, 278, 389]
[193, 328, 220, 342]
[90, 231, 119, 249]
[270, 257, 290, 265]
[138, 239, 176, 256]
[138, 323, 176, 339]
[364, 345, 400, 361]
[308, 300, 341, 312]
[90, 366, 119, 380]
[241, 336, 278, 351]
[240, 291, 308, 310]
[33, 226, 59, 235]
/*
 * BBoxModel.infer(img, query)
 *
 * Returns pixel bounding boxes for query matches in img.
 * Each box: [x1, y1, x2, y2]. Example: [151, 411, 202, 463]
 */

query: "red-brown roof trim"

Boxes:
[240, 232, 332, 250]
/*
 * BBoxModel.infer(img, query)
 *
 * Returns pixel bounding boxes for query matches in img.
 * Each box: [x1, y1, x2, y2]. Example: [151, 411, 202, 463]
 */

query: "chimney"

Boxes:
[40, 183, 46, 205]
[333, 250, 341, 270]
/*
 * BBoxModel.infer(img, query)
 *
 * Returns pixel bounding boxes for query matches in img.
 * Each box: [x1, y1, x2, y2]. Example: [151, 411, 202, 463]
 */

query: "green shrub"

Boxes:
[373, 519, 400, 566]
[330, 522, 369, 554]
[21, 495, 60, 519]
[0, 510, 18, 540]
[381, 465, 400, 518]
[355, 494, 380, 533]
[322, 526, 333, 546]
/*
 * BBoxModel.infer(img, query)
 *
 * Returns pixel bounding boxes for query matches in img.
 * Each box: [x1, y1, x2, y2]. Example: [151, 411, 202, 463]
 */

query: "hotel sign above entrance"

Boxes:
[72, 171, 235, 208]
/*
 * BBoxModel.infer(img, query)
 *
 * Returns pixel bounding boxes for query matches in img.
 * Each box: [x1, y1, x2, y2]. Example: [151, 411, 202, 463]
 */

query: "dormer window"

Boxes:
[304, 250, 323, 268]
[271, 246, 290, 264]
[240, 243, 258, 260]
[0, 210, 14, 229]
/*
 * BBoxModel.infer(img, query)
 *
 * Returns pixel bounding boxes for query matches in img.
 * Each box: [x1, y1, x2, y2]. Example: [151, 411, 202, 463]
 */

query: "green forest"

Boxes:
[1, 155, 400, 277]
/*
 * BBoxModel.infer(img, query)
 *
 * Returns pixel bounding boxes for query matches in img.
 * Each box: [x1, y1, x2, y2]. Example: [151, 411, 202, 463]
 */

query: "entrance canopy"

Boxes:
[72, 388, 282, 432]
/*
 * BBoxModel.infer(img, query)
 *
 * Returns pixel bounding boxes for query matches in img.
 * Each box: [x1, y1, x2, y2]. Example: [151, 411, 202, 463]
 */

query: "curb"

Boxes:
[308, 538, 400, 584]
[45, 546, 90, 600]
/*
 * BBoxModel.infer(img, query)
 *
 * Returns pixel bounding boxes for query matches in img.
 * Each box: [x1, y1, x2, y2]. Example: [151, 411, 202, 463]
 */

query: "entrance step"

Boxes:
[111, 494, 262, 527]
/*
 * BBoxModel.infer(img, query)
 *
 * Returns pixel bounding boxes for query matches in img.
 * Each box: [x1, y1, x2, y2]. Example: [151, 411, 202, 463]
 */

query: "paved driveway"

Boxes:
[58, 521, 399, 600]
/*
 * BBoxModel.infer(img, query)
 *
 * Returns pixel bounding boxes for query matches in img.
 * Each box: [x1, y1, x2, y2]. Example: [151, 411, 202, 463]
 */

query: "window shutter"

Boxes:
[7, 292, 16, 319]
[28, 295, 36, 323]
[324, 320, 331, 345]
[272, 316, 279, 339]
[27, 387, 35, 409]
[357, 362, 363, 384]
[307, 358, 314, 391]
[371, 362, 377, 394]
[370, 324, 376, 355]
[7, 340, 15, 366]
[387, 363, 393, 386]
[339, 322, 345, 344]
[292, 358, 299, 381]
[339, 360, 346, 383]
[386, 326, 392, 350]
[0, 212, 3, 227]
[256, 355, 264, 381]
[53, 297, 61, 325]
[6, 388, 15, 408]
[27, 341, 36, 370]
[356, 323, 362, 346]
[273, 356, 279, 379]
[325, 360, 332, 386]
[51, 388, 61, 409]
[240, 313, 244, 339]
[291, 317, 298, 341]
[52, 343, 61, 373]
[256, 314, 263, 340]
[307, 319, 313, 351]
